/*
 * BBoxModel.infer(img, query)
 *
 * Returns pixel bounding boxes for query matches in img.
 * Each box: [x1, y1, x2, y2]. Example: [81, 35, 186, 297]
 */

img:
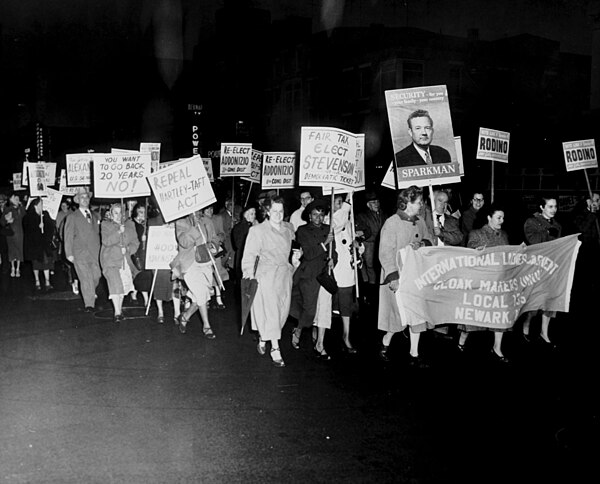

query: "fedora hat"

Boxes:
[73, 186, 93, 204]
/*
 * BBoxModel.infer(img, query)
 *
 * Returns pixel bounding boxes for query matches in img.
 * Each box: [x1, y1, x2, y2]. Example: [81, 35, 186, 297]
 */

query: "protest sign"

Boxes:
[381, 160, 461, 190]
[66, 153, 93, 185]
[397, 235, 581, 330]
[261, 152, 295, 189]
[562, 139, 597, 172]
[58, 169, 80, 196]
[299, 127, 357, 191]
[147, 155, 216, 223]
[220, 143, 252, 177]
[455, 136, 464, 175]
[12, 173, 23, 191]
[145, 225, 178, 270]
[28, 163, 47, 197]
[202, 158, 214, 182]
[21, 162, 29, 186]
[476, 128, 510, 163]
[241, 149, 262, 184]
[43, 187, 63, 220]
[140, 142, 161, 173]
[354, 134, 365, 192]
[92, 153, 152, 198]
[386, 85, 459, 185]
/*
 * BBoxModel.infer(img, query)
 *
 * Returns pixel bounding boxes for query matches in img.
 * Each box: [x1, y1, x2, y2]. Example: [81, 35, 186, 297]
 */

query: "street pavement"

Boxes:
[0, 264, 598, 483]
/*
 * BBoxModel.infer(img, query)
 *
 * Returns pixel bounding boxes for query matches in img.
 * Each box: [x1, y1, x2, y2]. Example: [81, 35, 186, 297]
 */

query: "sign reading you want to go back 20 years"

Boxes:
[476, 127, 510, 163]
[147, 155, 216, 223]
[262, 152, 296, 189]
[562, 139, 598, 172]
[397, 235, 581, 330]
[220, 143, 252, 177]
[241, 149, 263, 184]
[145, 225, 178, 270]
[299, 127, 357, 191]
[92, 153, 152, 198]
[66, 153, 93, 185]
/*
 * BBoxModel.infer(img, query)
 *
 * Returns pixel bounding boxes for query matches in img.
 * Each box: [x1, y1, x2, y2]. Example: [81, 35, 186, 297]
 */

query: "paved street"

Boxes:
[0, 266, 598, 483]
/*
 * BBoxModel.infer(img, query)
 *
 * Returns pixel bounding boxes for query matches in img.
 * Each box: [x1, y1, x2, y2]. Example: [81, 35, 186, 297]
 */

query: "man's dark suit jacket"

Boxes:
[394, 143, 451, 168]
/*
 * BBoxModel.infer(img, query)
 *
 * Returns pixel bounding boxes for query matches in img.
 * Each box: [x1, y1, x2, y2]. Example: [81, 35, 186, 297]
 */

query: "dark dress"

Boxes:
[23, 210, 56, 270]
[133, 219, 153, 292]
[290, 223, 331, 329]
[231, 220, 253, 281]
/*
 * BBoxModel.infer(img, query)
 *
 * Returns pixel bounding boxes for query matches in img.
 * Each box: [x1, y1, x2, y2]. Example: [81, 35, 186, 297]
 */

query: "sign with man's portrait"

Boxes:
[385, 85, 459, 185]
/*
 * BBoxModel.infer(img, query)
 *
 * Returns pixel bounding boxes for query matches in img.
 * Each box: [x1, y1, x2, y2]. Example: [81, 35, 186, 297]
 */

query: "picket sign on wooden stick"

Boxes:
[146, 270, 158, 316]
[231, 178, 235, 220]
[429, 182, 438, 231]
[328, 189, 335, 271]
[245, 182, 253, 207]
[491, 161, 495, 203]
[349, 191, 360, 298]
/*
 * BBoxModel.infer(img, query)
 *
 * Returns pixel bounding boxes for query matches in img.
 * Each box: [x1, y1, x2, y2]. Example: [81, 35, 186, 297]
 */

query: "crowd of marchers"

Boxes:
[1, 187, 599, 369]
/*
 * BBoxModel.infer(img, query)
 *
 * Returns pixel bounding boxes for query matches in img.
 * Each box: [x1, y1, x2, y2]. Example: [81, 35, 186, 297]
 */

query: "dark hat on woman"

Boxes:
[365, 191, 379, 202]
[302, 198, 329, 222]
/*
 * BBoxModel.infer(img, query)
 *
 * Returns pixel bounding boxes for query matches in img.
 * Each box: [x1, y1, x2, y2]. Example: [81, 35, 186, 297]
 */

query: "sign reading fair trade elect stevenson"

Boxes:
[147, 155, 216, 223]
[299, 127, 357, 191]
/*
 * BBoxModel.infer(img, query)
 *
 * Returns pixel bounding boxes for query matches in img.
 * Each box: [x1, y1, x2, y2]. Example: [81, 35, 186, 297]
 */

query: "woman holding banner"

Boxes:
[100, 204, 140, 322]
[241, 196, 295, 367]
[458, 203, 510, 362]
[170, 211, 216, 338]
[378, 186, 433, 367]
[521, 196, 562, 347]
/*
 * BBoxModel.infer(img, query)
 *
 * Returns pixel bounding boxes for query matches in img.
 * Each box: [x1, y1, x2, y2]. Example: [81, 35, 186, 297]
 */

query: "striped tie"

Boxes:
[425, 151, 432, 164]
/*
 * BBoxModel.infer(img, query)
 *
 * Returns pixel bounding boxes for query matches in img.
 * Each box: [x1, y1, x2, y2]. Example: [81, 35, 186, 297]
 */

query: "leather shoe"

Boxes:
[114, 313, 124, 323]
[490, 349, 509, 364]
[408, 355, 430, 369]
[379, 344, 390, 362]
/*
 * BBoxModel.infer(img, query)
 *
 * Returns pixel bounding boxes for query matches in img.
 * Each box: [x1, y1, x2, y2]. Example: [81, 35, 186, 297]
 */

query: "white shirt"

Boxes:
[290, 207, 306, 231]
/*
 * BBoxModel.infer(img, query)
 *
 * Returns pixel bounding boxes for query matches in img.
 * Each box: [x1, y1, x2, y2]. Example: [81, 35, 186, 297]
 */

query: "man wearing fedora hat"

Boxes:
[63, 187, 102, 312]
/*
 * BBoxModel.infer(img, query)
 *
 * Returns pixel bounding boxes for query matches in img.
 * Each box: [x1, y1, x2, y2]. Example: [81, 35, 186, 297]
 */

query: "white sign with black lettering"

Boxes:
[562, 139, 597, 172]
[476, 128, 510, 163]
[145, 225, 178, 270]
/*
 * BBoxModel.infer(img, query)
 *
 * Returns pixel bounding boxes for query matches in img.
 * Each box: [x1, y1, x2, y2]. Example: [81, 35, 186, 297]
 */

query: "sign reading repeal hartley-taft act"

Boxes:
[147, 155, 216, 223]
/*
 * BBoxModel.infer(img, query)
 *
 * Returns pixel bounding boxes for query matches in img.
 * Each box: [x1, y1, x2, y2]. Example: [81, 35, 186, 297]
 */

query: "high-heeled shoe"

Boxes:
[203, 327, 216, 339]
[342, 343, 357, 354]
[257, 341, 267, 356]
[490, 349, 509, 363]
[314, 345, 331, 361]
[270, 348, 285, 367]
[379, 344, 390, 362]
[291, 328, 301, 350]
[538, 335, 557, 350]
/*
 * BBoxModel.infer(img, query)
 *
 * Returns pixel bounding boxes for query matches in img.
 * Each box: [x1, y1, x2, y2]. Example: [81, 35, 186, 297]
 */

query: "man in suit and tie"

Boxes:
[63, 187, 102, 312]
[394, 109, 451, 168]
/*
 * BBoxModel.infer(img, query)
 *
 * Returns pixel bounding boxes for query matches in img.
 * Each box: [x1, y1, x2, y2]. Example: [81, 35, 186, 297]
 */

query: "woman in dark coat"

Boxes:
[131, 203, 152, 306]
[2, 192, 26, 277]
[23, 197, 56, 290]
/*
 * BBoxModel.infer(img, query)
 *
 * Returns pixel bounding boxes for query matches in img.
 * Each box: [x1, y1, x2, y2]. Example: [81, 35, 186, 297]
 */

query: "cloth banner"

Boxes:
[397, 235, 581, 330]
[145, 226, 178, 270]
[92, 153, 152, 198]
[146, 155, 216, 223]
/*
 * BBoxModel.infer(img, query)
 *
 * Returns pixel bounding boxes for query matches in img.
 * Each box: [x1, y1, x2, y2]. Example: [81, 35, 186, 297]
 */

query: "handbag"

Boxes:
[1, 223, 14, 237]
[131, 252, 144, 271]
[316, 267, 338, 295]
[195, 243, 211, 263]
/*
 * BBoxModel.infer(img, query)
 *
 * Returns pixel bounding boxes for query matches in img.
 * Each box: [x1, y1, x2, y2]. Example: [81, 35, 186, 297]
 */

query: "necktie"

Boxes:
[425, 151, 432, 164]
[85, 211, 91, 223]
[436, 213, 442, 227]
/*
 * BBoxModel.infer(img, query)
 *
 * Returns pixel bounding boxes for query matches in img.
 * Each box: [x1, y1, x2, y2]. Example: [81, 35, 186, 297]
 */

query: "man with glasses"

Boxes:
[461, 192, 485, 243]
[290, 191, 314, 231]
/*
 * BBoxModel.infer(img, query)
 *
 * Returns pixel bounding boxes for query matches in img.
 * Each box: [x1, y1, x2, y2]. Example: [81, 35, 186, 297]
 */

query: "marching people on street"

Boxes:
[290, 198, 333, 359]
[170, 210, 216, 338]
[242, 196, 295, 367]
[521, 195, 562, 347]
[23, 197, 56, 291]
[200, 204, 229, 309]
[355, 191, 384, 304]
[231, 204, 258, 282]
[458, 203, 511, 362]
[378, 186, 433, 368]
[2, 192, 25, 278]
[63, 187, 102, 312]
[100, 203, 140, 322]
[131, 202, 151, 306]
